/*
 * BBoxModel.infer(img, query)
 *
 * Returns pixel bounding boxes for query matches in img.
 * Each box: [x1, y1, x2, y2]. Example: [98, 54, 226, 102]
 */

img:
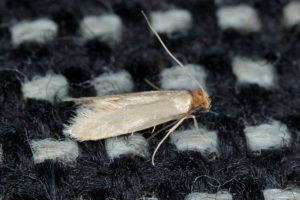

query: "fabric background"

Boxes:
[0, 0, 299, 199]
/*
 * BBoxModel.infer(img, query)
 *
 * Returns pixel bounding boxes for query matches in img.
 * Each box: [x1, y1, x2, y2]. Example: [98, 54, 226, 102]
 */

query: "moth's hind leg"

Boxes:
[131, 120, 179, 159]
[144, 78, 161, 91]
[151, 126, 156, 133]
[151, 115, 202, 166]
[152, 116, 189, 166]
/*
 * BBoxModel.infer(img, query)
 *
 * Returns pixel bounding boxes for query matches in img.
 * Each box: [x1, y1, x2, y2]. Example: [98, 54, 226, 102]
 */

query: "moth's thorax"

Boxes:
[191, 90, 211, 112]
[171, 90, 193, 112]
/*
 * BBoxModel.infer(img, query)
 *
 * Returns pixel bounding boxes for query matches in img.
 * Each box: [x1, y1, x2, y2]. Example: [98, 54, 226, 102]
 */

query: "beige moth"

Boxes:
[63, 11, 211, 165]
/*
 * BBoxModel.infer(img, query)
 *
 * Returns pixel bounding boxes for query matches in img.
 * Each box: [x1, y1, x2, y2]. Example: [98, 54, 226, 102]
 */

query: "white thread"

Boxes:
[160, 64, 207, 91]
[263, 188, 300, 200]
[217, 5, 261, 32]
[170, 127, 218, 157]
[79, 14, 122, 43]
[22, 73, 68, 102]
[91, 70, 134, 96]
[10, 18, 58, 46]
[283, 1, 300, 27]
[244, 120, 292, 152]
[185, 191, 232, 200]
[105, 134, 149, 159]
[232, 57, 276, 88]
[150, 9, 192, 34]
[30, 139, 79, 164]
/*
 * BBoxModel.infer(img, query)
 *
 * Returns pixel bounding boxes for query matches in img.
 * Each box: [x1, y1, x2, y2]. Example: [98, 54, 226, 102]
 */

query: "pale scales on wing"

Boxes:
[63, 90, 193, 141]
[63, 12, 211, 165]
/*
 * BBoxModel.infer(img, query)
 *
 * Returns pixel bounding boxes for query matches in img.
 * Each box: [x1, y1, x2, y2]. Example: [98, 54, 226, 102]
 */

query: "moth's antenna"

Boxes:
[141, 11, 204, 91]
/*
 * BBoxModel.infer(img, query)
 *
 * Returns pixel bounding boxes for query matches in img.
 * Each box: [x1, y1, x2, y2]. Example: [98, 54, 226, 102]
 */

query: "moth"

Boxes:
[63, 11, 211, 165]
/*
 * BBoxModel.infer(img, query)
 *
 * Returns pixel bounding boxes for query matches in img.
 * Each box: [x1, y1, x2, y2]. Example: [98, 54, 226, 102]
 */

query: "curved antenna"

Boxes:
[141, 11, 204, 91]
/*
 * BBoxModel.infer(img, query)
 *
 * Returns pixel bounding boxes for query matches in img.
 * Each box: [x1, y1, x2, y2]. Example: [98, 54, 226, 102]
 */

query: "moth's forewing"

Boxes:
[63, 90, 193, 141]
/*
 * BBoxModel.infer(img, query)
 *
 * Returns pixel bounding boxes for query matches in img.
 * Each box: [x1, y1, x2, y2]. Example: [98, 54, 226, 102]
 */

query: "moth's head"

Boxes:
[191, 90, 211, 112]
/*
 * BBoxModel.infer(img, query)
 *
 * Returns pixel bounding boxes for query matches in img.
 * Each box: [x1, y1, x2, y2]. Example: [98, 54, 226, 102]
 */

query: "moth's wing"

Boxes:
[64, 95, 125, 111]
[63, 91, 192, 141]
[65, 91, 183, 104]
[65, 91, 186, 110]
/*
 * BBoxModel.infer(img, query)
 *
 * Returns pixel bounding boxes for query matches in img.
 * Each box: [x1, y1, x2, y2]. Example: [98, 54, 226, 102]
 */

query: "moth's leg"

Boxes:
[189, 115, 202, 136]
[152, 116, 188, 166]
[147, 120, 179, 142]
[131, 120, 179, 159]
[131, 132, 134, 136]
[151, 126, 156, 133]
[144, 78, 161, 90]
